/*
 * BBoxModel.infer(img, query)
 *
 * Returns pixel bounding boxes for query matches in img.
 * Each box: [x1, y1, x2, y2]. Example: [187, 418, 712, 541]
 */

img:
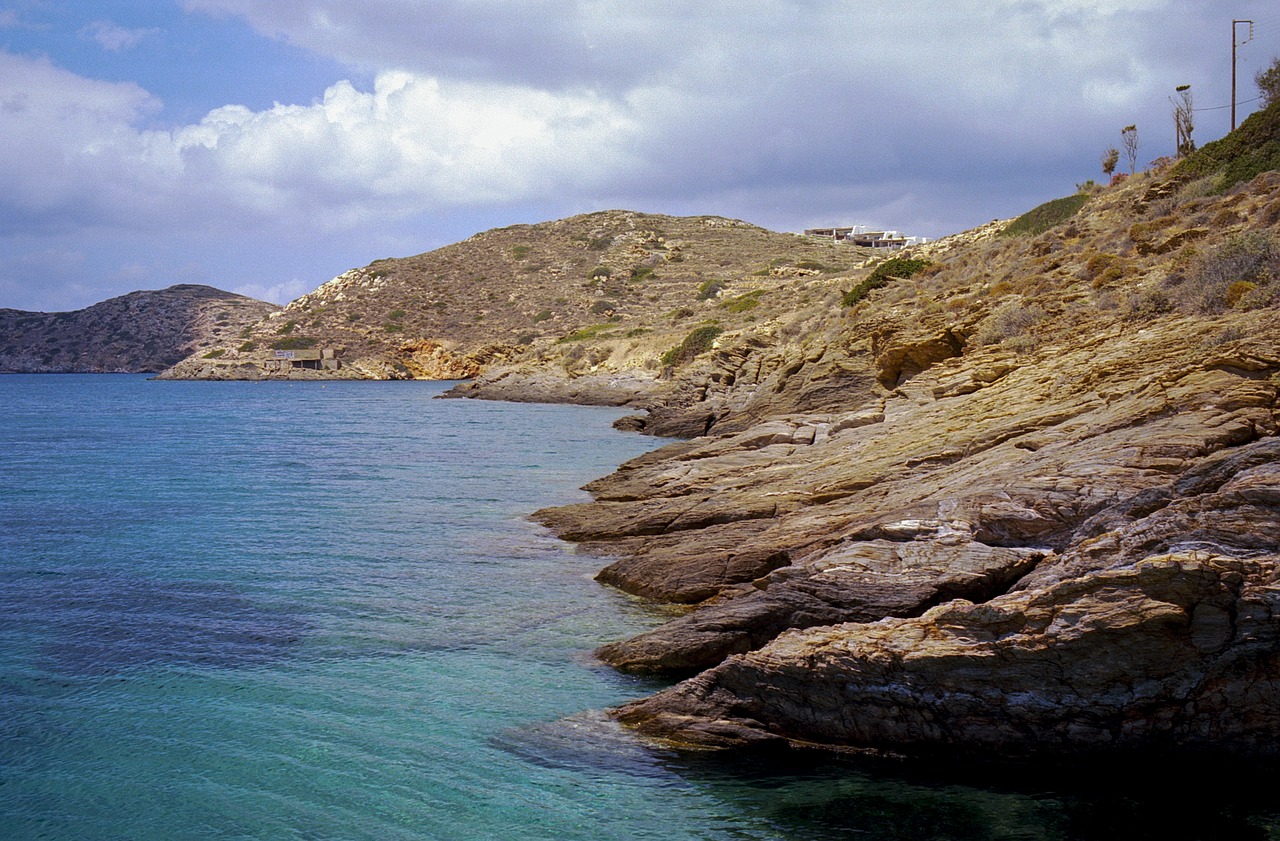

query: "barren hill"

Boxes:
[162, 211, 877, 381]
[0, 285, 277, 374]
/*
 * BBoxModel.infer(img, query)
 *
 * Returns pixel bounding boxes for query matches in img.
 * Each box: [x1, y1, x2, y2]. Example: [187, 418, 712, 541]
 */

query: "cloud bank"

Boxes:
[2, 0, 1276, 311]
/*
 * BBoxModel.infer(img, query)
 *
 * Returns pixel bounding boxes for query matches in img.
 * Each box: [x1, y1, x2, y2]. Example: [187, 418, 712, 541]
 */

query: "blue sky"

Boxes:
[3, 1, 1279, 312]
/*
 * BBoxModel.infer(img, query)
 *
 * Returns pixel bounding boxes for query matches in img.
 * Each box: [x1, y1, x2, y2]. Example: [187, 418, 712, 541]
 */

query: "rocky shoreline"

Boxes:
[524, 325, 1278, 758]
[502, 173, 1280, 759]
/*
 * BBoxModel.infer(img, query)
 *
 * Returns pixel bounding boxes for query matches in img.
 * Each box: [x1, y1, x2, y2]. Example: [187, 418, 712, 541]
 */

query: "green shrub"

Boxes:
[794, 259, 830, 272]
[556, 324, 614, 343]
[590, 299, 617, 315]
[1002, 194, 1089, 237]
[202, 349, 226, 359]
[661, 325, 723, 367]
[270, 337, 317, 350]
[589, 266, 612, 280]
[841, 257, 932, 306]
[1084, 253, 1128, 287]
[696, 279, 725, 300]
[385, 323, 404, 333]
[1226, 281, 1258, 308]
[388, 309, 406, 320]
[721, 290, 764, 313]
[868, 257, 931, 284]
[512, 245, 532, 260]
[346, 313, 361, 322]
[630, 266, 655, 283]
[1174, 100, 1280, 191]
[532, 309, 552, 323]
[238, 341, 257, 353]
[1181, 231, 1280, 313]
[276, 320, 297, 335]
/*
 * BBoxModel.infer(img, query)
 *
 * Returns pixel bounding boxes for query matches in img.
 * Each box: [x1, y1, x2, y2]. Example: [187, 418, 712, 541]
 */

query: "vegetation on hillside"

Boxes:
[662, 325, 723, 367]
[841, 256, 932, 306]
[1174, 99, 1280, 191]
[1001, 193, 1090, 237]
[167, 89, 1280, 384]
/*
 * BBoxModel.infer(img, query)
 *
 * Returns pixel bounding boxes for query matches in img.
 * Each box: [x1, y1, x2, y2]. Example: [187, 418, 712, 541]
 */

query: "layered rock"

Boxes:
[534, 163, 1280, 758]
[615, 550, 1280, 758]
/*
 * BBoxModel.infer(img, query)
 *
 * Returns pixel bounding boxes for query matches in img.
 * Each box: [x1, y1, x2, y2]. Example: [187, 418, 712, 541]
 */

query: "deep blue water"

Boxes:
[2, 375, 1279, 841]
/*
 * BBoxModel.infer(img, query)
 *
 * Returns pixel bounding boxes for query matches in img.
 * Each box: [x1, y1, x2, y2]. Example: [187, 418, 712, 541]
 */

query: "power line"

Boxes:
[1195, 95, 1261, 112]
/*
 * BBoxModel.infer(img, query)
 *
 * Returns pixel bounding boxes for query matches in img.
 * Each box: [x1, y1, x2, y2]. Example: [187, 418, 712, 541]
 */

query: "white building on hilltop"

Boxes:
[803, 225, 929, 249]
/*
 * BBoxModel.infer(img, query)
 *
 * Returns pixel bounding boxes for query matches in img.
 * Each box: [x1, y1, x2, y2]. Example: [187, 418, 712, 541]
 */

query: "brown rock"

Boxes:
[615, 553, 1280, 758]
[597, 538, 1043, 674]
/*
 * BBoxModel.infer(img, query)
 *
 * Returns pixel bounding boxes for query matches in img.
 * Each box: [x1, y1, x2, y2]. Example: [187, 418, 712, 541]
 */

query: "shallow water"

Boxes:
[1, 374, 1277, 840]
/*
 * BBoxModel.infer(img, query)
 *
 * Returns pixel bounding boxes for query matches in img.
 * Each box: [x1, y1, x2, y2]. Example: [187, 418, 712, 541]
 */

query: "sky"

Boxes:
[3, 1, 1280, 312]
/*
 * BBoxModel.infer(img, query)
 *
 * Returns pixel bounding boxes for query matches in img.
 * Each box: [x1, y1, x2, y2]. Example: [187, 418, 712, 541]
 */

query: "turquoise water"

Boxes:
[2, 375, 1278, 841]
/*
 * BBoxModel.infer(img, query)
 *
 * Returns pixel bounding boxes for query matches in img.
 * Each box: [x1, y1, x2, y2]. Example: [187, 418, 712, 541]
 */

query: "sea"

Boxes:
[2, 374, 1278, 841]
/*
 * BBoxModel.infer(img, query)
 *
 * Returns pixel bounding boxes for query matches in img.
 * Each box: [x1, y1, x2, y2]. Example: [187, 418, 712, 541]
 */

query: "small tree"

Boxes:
[1101, 146, 1119, 180]
[1121, 124, 1139, 174]
[1172, 85, 1194, 157]
[1257, 56, 1280, 108]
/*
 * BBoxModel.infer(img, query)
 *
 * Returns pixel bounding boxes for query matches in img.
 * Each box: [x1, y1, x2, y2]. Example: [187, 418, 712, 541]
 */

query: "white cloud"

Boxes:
[0, 52, 170, 233]
[0, 50, 645, 234]
[82, 21, 161, 52]
[5, 0, 1277, 313]
[232, 277, 310, 305]
[0, 10, 19, 28]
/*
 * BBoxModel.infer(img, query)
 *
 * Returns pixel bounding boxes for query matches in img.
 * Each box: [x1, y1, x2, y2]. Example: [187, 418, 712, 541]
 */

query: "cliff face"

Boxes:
[0, 285, 277, 374]
[531, 139, 1280, 757]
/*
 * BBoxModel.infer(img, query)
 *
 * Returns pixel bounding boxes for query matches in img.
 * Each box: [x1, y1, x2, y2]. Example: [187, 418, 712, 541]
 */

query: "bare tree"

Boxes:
[1172, 85, 1195, 157]
[1121, 125, 1139, 174]
[1101, 146, 1119, 180]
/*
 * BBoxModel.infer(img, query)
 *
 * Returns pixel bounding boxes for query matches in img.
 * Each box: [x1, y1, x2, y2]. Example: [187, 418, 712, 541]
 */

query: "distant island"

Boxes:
[0, 285, 276, 374]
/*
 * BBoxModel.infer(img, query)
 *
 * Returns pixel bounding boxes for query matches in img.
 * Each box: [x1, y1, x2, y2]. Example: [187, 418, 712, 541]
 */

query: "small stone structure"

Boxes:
[262, 348, 341, 372]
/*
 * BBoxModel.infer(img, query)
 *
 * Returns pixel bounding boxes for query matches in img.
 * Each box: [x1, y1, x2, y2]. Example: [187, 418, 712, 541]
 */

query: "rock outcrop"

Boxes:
[533, 149, 1280, 759]
[615, 550, 1280, 758]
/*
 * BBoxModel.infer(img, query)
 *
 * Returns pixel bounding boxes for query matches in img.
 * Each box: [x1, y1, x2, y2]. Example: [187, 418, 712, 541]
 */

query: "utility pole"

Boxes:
[1233, 19, 1254, 131]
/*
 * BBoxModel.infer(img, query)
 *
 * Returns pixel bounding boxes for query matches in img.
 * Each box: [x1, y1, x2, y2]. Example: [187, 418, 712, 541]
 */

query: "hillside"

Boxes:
[161, 211, 877, 381]
[0, 285, 277, 374]
[521, 108, 1280, 759]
